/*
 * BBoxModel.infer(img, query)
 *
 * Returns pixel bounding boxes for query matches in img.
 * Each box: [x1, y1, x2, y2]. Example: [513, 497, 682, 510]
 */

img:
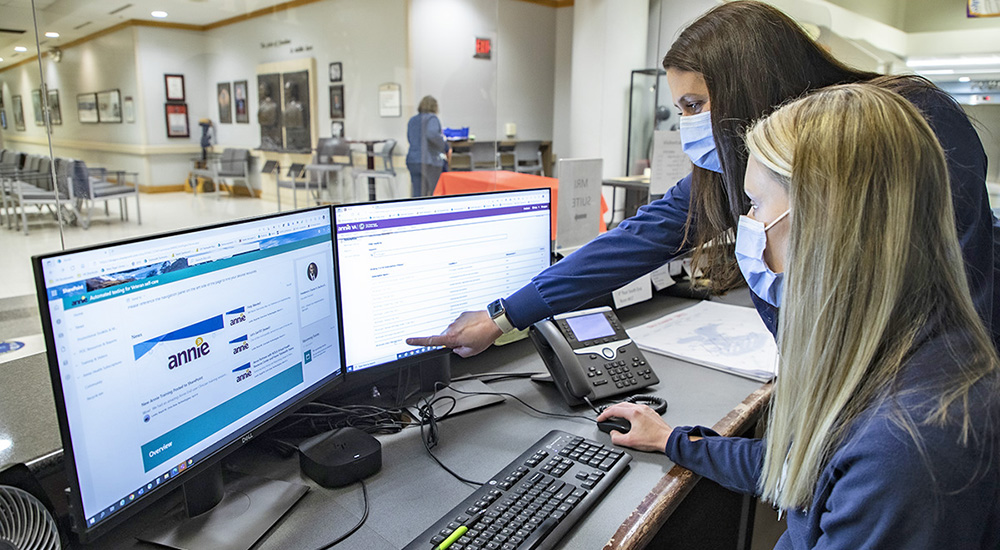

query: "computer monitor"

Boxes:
[332, 188, 552, 388]
[33, 206, 344, 547]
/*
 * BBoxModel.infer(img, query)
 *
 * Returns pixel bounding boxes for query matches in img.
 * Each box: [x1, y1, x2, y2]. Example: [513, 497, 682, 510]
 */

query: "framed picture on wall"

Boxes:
[218, 82, 232, 124]
[331, 120, 344, 137]
[47, 89, 62, 125]
[77, 93, 99, 123]
[1, 110, 7, 130]
[329, 62, 342, 83]
[378, 83, 402, 118]
[329, 85, 344, 118]
[97, 89, 122, 123]
[234, 80, 249, 123]
[12, 95, 25, 131]
[165, 103, 190, 138]
[31, 89, 44, 126]
[165, 74, 185, 101]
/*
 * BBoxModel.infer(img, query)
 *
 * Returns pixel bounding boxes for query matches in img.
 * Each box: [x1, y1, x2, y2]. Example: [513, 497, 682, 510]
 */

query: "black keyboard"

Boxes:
[404, 430, 631, 550]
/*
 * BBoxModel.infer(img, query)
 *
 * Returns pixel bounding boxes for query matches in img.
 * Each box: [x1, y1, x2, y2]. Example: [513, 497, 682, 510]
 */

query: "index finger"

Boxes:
[406, 335, 446, 347]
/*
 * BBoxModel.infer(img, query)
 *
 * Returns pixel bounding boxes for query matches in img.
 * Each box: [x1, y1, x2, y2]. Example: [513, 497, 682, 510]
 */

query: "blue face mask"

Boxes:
[735, 209, 790, 307]
[678, 111, 723, 173]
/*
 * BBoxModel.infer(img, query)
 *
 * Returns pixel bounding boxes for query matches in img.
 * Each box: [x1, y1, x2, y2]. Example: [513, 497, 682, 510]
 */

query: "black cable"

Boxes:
[313, 479, 369, 550]
[416, 391, 484, 486]
[436, 382, 597, 423]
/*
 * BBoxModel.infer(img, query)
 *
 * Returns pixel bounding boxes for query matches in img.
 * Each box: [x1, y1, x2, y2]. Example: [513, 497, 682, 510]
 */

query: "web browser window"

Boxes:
[38, 208, 342, 528]
[335, 189, 551, 372]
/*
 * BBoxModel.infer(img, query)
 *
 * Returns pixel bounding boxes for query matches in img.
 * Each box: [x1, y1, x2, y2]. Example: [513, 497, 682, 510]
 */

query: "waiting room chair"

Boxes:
[305, 137, 353, 203]
[70, 160, 142, 229]
[470, 141, 500, 171]
[449, 144, 473, 171]
[513, 141, 544, 175]
[276, 162, 325, 211]
[352, 139, 397, 201]
[217, 148, 255, 197]
[12, 157, 77, 235]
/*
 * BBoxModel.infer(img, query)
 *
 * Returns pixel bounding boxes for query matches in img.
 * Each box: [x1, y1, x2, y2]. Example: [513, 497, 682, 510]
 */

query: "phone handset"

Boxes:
[529, 320, 593, 405]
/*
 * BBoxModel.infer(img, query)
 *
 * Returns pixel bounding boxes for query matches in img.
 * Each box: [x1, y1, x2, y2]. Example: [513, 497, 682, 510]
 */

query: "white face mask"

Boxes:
[735, 209, 790, 307]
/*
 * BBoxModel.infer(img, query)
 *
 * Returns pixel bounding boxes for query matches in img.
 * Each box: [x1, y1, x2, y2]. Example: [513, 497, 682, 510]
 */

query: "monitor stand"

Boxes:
[136, 461, 307, 550]
[418, 353, 452, 392]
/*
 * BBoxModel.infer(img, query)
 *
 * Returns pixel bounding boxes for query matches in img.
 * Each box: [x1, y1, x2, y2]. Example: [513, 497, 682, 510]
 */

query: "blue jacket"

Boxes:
[503, 85, 1000, 349]
[406, 112, 448, 166]
[664, 320, 1000, 549]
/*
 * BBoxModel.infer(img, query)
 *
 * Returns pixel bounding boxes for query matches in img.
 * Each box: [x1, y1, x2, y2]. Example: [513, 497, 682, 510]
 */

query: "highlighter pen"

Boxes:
[435, 512, 483, 550]
[435, 526, 467, 550]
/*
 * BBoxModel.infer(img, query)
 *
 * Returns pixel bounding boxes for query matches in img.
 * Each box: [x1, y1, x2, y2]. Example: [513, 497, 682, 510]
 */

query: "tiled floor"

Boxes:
[2, 192, 279, 301]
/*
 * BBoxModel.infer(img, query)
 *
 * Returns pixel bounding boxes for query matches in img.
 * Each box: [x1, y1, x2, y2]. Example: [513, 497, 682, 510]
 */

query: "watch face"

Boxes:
[488, 299, 503, 318]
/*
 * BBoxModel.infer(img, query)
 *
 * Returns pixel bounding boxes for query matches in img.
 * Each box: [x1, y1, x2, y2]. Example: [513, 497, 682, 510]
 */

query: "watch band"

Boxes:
[488, 299, 515, 333]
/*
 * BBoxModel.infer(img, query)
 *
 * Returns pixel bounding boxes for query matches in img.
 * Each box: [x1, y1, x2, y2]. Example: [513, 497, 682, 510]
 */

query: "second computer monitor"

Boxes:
[333, 188, 552, 374]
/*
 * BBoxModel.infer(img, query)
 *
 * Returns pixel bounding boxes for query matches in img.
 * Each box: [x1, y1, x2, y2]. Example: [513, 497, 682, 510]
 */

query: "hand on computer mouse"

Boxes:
[597, 402, 673, 453]
[597, 417, 631, 435]
[405, 310, 502, 358]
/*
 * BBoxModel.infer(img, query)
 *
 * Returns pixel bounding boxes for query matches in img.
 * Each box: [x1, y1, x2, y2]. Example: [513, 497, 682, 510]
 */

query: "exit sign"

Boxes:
[474, 37, 491, 59]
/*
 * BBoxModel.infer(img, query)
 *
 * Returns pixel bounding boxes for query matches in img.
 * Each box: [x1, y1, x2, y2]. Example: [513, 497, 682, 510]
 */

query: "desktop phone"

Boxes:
[530, 306, 659, 406]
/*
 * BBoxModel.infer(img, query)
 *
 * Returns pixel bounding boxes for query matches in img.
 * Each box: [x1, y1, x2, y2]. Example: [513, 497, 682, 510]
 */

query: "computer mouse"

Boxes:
[597, 417, 631, 434]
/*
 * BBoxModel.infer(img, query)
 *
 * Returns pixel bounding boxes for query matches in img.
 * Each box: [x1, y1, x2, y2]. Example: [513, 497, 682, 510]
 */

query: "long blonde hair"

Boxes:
[746, 84, 999, 509]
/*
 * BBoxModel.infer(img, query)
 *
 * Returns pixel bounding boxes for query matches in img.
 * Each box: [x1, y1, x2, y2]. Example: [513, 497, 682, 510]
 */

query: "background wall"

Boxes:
[497, 1, 557, 142]
[0, 27, 157, 183]
[966, 105, 1000, 187]
[409, 0, 499, 141]
[202, 0, 409, 148]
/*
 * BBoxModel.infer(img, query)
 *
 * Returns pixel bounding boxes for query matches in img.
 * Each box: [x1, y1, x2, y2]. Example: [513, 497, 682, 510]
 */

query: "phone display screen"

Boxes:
[565, 313, 615, 341]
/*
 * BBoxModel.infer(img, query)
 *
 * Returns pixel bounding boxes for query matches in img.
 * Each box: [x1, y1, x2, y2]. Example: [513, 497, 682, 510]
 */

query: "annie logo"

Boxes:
[233, 363, 252, 383]
[229, 312, 246, 326]
[230, 335, 249, 355]
[168, 337, 210, 370]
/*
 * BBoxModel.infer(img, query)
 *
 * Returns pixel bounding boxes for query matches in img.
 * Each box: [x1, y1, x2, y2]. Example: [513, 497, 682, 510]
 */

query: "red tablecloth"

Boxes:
[434, 170, 608, 238]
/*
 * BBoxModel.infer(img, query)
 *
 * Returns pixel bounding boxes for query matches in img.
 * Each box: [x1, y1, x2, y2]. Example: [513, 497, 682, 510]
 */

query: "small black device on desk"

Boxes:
[529, 306, 659, 407]
[404, 430, 631, 550]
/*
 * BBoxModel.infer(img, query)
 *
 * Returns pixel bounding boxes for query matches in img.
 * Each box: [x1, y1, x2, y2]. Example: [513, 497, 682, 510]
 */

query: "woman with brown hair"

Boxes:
[407, 1, 997, 358]
[599, 83, 1000, 549]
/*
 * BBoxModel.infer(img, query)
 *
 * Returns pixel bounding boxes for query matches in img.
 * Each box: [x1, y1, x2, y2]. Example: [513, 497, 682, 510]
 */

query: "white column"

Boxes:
[567, 0, 649, 178]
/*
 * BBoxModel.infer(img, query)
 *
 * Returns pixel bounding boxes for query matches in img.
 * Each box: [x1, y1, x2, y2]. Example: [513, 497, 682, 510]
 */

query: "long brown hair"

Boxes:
[662, 0, 879, 292]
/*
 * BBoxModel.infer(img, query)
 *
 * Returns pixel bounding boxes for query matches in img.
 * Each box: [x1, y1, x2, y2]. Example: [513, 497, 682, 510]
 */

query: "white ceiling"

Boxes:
[0, 0, 292, 69]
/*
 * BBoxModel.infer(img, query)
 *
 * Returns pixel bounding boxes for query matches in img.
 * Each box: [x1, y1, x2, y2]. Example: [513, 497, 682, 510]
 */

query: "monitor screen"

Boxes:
[333, 188, 552, 373]
[34, 207, 343, 538]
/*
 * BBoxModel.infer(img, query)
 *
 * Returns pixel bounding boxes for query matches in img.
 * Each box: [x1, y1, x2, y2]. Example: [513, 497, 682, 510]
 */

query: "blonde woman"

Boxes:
[598, 84, 1000, 548]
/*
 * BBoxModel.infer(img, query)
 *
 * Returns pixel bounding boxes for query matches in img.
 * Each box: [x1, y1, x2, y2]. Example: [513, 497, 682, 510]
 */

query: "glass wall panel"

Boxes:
[2, 0, 536, 302]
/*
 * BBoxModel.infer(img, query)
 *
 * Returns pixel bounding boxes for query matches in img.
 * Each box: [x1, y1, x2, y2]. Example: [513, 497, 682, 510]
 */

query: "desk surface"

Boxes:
[5, 293, 770, 549]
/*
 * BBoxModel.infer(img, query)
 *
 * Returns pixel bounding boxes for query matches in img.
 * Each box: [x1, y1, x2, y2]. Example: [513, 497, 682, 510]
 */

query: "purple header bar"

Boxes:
[336, 203, 550, 234]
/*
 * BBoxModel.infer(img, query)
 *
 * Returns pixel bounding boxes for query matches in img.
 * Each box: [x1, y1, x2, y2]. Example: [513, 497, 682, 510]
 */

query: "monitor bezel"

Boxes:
[330, 188, 553, 382]
[31, 205, 345, 542]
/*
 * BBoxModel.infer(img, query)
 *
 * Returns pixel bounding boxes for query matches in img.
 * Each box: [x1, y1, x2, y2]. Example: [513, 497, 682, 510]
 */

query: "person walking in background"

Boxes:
[406, 95, 449, 197]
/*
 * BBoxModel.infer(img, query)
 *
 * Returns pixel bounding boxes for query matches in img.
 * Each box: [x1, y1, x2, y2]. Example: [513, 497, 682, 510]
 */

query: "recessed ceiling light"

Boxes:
[45, 31, 60, 38]
[14, 46, 27, 52]
[959, 76, 972, 82]
[151, 10, 168, 18]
